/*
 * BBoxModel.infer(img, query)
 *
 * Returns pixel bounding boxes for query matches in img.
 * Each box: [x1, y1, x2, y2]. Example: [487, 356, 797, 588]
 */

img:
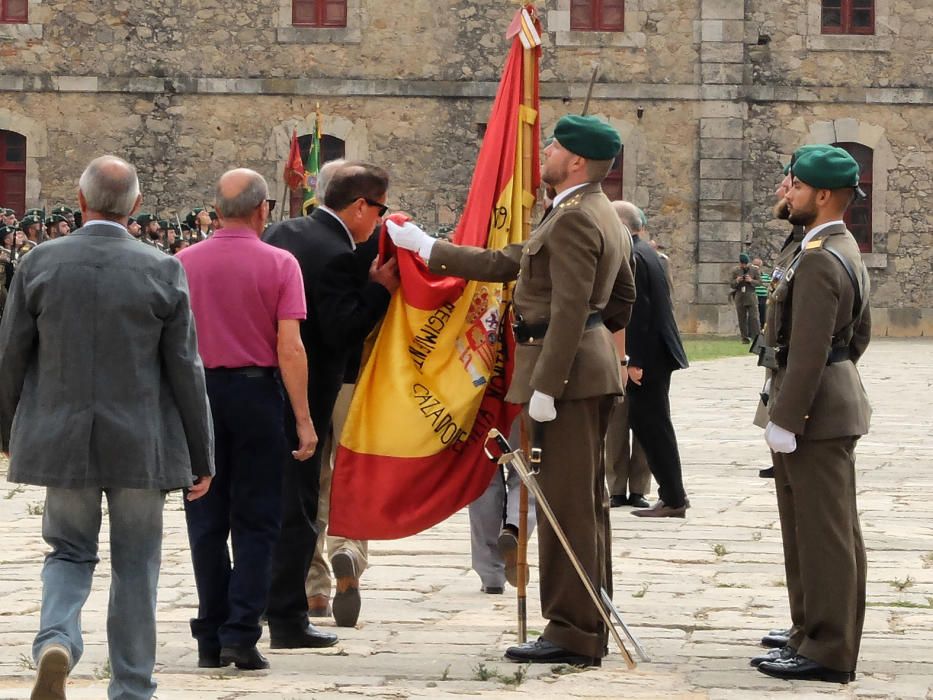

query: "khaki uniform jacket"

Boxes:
[429, 182, 633, 404]
[764, 223, 872, 439]
[730, 264, 761, 303]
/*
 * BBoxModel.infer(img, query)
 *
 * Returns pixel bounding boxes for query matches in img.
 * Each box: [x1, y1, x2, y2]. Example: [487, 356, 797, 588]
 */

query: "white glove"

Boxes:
[765, 421, 797, 454]
[528, 390, 557, 423]
[385, 220, 436, 261]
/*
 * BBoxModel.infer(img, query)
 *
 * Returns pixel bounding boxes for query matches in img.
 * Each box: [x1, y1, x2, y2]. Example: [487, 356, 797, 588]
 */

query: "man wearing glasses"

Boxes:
[263, 162, 399, 648]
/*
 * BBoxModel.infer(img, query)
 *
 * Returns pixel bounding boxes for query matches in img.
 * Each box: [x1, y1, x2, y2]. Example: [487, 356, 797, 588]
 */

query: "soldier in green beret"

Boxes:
[46, 214, 70, 239]
[386, 114, 635, 667]
[1, 208, 16, 227]
[753, 145, 871, 684]
[729, 252, 761, 342]
[51, 205, 76, 231]
[20, 214, 43, 244]
[127, 216, 142, 240]
[136, 214, 165, 251]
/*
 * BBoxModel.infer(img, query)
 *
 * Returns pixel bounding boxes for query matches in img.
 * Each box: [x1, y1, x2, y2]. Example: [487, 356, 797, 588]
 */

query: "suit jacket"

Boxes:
[0, 222, 214, 489]
[263, 209, 390, 422]
[429, 181, 632, 403]
[627, 235, 688, 376]
[765, 223, 871, 438]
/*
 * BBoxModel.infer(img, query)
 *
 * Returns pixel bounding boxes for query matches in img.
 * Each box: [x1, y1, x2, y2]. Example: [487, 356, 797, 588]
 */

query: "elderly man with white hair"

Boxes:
[0, 155, 214, 700]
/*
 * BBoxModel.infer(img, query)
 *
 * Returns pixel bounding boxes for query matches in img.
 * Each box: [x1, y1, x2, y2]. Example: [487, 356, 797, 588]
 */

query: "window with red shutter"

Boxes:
[1, 0, 29, 23]
[571, 0, 625, 32]
[0, 130, 27, 216]
[821, 0, 874, 35]
[292, 0, 347, 28]
[834, 142, 873, 253]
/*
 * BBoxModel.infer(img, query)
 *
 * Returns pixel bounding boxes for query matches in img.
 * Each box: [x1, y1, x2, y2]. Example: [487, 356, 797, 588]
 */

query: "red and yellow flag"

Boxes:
[329, 6, 541, 540]
[283, 129, 304, 191]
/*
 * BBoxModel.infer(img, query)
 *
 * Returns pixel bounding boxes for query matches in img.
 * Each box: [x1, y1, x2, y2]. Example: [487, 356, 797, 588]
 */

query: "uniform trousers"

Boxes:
[604, 398, 651, 499]
[306, 382, 369, 598]
[535, 395, 613, 659]
[773, 435, 866, 672]
[734, 292, 761, 340]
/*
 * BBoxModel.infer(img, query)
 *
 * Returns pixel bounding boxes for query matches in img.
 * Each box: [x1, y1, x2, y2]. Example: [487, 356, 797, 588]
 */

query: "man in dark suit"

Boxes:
[263, 162, 399, 648]
[0, 155, 214, 700]
[612, 201, 690, 518]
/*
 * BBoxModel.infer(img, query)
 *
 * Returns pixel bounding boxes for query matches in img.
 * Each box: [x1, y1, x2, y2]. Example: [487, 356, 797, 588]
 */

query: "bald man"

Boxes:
[178, 168, 322, 670]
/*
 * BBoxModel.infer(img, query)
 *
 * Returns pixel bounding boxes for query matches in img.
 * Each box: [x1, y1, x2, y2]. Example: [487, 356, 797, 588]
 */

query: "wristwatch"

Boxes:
[620, 355, 630, 367]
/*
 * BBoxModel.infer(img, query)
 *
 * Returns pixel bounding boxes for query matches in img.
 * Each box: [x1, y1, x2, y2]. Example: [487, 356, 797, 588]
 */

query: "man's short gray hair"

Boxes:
[316, 158, 346, 202]
[612, 200, 644, 233]
[78, 155, 140, 217]
[215, 170, 269, 219]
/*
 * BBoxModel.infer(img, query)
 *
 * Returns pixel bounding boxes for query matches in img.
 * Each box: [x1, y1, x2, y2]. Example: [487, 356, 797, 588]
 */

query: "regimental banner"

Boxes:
[329, 6, 541, 540]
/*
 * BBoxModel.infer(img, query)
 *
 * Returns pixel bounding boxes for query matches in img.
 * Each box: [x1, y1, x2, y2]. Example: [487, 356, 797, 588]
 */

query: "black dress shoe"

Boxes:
[609, 494, 627, 508]
[197, 642, 221, 668]
[750, 645, 794, 667]
[759, 466, 775, 479]
[504, 637, 600, 667]
[331, 550, 362, 628]
[219, 645, 269, 670]
[757, 654, 851, 684]
[481, 585, 504, 594]
[628, 493, 650, 508]
[269, 622, 339, 649]
[760, 629, 790, 648]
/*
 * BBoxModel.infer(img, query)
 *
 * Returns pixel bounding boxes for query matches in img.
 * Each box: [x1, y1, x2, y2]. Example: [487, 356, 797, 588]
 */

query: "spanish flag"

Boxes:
[329, 6, 541, 540]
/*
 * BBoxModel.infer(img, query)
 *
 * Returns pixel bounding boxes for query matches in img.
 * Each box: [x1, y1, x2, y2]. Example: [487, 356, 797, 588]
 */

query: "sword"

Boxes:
[485, 428, 646, 668]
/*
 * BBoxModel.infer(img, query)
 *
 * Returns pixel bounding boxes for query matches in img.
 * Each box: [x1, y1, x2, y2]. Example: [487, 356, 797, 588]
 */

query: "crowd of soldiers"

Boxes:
[0, 205, 221, 313]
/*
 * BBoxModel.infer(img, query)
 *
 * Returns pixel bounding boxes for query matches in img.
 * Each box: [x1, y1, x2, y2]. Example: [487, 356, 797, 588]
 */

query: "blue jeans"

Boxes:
[34, 486, 165, 700]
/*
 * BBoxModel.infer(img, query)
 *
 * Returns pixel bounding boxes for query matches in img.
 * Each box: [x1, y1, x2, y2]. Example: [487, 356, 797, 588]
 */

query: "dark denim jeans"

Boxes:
[185, 370, 286, 650]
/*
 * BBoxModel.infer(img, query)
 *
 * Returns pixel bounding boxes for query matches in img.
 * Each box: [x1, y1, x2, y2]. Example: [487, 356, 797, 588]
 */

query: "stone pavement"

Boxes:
[0, 338, 931, 699]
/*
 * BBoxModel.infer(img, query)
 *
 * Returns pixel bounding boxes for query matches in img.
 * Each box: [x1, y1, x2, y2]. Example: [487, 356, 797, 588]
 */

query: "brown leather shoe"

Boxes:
[307, 593, 331, 617]
[632, 499, 687, 518]
[331, 550, 361, 627]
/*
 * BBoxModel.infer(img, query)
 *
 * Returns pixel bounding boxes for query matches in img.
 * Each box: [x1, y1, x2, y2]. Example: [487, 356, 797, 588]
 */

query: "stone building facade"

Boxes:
[1, 0, 930, 334]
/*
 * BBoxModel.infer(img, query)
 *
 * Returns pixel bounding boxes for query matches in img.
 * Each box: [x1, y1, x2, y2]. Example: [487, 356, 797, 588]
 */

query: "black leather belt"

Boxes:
[205, 366, 276, 378]
[513, 311, 603, 343]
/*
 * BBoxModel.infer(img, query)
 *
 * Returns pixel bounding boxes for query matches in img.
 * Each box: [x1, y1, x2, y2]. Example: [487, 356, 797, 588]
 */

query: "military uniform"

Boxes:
[758, 146, 871, 680]
[430, 180, 632, 660]
[730, 256, 762, 341]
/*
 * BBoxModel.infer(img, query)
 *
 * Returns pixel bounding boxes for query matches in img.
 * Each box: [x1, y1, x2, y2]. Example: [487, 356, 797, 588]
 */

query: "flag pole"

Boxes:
[515, 1, 538, 646]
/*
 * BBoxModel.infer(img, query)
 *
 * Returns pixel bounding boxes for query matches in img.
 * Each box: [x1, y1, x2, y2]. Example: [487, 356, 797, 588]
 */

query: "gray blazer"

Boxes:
[0, 222, 214, 490]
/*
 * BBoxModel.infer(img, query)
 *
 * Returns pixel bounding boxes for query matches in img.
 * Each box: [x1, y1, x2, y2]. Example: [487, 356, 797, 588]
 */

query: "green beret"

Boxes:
[792, 145, 860, 191]
[25, 208, 45, 219]
[783, 144, 826, 175]
[1, 208, 14, 216]
[20, 215, 41, 230]
[45, 214, 67, 226]
[185, 208, 203, 228]
[158, 219, 169, 230]
[553, 115, 622, 161]
[0, 225, 14, 239]
[136, 213, 155, 226]
[51, 205, 73, 216]
[739, 252, 750, 264]
[127, 216, 136, 225]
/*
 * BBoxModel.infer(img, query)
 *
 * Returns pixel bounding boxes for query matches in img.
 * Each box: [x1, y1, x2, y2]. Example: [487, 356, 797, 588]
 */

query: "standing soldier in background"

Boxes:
[729, 253, 761, 343]
[754, 145, 871, 684]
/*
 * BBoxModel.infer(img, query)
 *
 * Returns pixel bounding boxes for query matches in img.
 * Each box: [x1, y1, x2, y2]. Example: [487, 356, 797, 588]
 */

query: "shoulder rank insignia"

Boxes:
[805, 238, 824, 250]
[559, 194, 584, 209]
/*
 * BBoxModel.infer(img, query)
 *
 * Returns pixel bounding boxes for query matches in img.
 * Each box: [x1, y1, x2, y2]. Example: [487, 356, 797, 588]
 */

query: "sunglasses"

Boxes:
[363, 198, 389, 217]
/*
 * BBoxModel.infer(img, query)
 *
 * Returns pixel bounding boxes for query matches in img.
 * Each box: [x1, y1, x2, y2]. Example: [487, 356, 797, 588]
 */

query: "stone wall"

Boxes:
[1, 0, 930, 334]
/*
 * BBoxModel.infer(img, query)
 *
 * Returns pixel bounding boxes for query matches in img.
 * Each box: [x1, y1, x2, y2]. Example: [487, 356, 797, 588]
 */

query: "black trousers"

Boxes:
[626, 368, 687, 508]
[266, 376, 341, 631]
[185, 370, 286, 649]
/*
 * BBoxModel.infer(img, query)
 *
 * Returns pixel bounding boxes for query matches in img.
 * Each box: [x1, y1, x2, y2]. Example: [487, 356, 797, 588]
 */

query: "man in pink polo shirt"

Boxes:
[177, 168, 334, 671]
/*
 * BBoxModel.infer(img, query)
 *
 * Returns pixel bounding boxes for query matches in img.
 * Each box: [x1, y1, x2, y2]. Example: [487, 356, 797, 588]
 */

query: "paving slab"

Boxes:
[0, 338, 931, 698]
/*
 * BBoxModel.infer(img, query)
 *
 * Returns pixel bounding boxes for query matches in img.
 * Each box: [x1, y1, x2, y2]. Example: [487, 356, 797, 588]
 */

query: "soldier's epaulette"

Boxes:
[558, 194, 584, 210]
[805, 238, 824, 250]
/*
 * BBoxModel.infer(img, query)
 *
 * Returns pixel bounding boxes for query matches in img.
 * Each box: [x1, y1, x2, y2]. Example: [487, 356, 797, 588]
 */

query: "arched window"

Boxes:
[821, 0, 874, 35]
[570, 0, 625, 31]
[834, 142, 873, 252]
[1, 0, 28, 23]
[288, 134, 346, 217]
[601, 150, 624, 200]
[0, 130, 27, 216]
[293, 0, 347, 27]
